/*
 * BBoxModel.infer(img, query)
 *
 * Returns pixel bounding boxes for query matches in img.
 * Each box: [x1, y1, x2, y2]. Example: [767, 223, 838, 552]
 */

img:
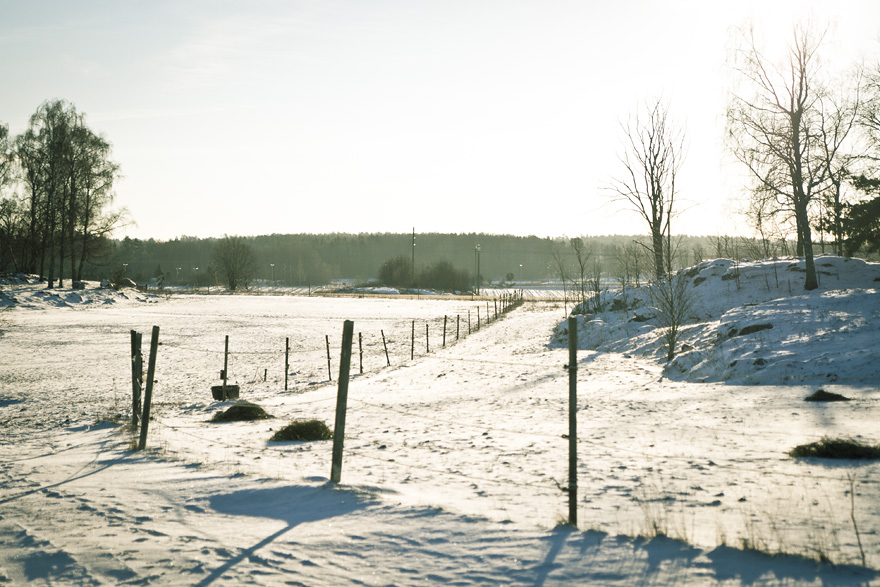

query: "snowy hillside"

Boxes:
[554, 256, 880, 384]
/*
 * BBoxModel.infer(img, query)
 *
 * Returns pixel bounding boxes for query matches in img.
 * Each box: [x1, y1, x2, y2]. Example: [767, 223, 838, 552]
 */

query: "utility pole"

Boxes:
[474, 244, 481, 295]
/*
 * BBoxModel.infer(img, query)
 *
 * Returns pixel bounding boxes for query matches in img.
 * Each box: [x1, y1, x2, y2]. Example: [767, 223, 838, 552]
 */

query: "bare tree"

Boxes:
[214, 235, 257, 291]
[609, 98, 686, 279]
[549, 239, 572, 315]
[586, 258, 606, 314]
[68, 124, 123, 281]
[0, 124, 14, 272]
[814, 78, 861, 256]
[569, 237, 592, 307]
[650, 272, 694, 361]
[727, 23, 843, 289]
[0, 123, 11, 193]
[861, 62, 880, 157]
[742, 190, 790, 259]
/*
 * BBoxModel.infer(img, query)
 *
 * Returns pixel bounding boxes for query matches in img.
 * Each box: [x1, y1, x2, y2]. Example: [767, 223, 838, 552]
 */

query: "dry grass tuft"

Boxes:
[789, 437, 880, 460]
[211, 401, 272, 422]
[269, 419, 332, 442]
[804, 389, 851, 402]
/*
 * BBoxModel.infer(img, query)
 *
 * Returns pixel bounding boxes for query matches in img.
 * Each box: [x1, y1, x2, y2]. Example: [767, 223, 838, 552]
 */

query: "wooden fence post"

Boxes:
[477, 307, 480, 330]
[468, 311, 471, 334]
[381, 329, 391, 366]
[456, 315, 460, 340]
[567, 316, 578, 527]
[443, 315, 447, 347]
[138, 326, 160, 451]
[130, 330, 142, 429]
[425, 323, 429, 354]
[325, 335, 332, 381]
[330, 320, 355, 483]
[411, 320, 415, 360]
[358, 332, 363, 374]
[284, 337, 289, 391]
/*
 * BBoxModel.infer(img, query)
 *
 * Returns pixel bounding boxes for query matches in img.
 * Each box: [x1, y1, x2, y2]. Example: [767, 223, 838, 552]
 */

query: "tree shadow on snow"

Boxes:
[703, 545, 879, 586]
[196, 483, 378, 586]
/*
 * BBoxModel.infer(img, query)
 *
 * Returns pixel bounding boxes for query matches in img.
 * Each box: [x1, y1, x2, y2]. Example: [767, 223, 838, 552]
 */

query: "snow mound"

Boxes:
[0, 276, 160, 309]
[553, 256, 880, 384]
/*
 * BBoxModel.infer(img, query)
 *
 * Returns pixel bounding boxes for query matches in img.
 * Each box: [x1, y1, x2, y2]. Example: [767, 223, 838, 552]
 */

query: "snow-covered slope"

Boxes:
[554, 256, 880, 384]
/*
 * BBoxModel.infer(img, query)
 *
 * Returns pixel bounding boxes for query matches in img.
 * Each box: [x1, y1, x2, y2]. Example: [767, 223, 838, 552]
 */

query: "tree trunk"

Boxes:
[45, 192, 56, 289]
[651, 228, 665, 278]
[797, 205, 819, 290]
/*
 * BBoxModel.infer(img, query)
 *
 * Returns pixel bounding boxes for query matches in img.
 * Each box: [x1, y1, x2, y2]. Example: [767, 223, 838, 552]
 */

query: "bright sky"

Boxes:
[1, 0, 878, 241]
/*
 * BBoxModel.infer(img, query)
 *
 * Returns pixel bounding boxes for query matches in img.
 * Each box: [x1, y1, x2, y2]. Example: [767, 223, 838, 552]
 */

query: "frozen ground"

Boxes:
[1, 257, 879, 586]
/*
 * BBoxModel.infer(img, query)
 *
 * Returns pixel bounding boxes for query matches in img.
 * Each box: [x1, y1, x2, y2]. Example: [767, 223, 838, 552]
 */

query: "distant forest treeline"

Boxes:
[95, 232, 806, 288]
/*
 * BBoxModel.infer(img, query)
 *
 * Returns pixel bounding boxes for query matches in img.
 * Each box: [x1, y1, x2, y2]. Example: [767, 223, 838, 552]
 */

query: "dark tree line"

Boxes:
[104, 231, 801, 291]
[378, 256, 473, 293]
[0, 100, 124, 285]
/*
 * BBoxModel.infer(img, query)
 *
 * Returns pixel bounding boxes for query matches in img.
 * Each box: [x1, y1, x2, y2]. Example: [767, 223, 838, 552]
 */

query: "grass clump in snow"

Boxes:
[269, 419, 332, 442]
[804, 389, 851, 402]
[789, 437, 880, 460]
[211, 401, 272, 422]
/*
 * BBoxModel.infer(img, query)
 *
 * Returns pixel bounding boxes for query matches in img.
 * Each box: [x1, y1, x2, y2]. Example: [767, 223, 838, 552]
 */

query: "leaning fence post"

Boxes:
[381, 329, 391, 366]
[137, 326, 160, 451]
[330, 320, 355, 483]
[567, 316, 578, 527]
[325, 334, 333, 381]
[130, 330, 142, 429]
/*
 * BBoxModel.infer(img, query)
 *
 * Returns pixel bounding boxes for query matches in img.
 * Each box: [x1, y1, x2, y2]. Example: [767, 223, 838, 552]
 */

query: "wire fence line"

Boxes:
[126, 293, 528, 391]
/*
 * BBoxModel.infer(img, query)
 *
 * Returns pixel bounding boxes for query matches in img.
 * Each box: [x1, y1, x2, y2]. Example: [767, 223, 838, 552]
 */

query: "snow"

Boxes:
[557, 256, 880, 384]
[1, 258, 879, 586]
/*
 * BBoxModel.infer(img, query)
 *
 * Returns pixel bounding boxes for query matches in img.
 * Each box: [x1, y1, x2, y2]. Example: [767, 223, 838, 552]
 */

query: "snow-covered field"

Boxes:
[1, 257, 879, 586]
